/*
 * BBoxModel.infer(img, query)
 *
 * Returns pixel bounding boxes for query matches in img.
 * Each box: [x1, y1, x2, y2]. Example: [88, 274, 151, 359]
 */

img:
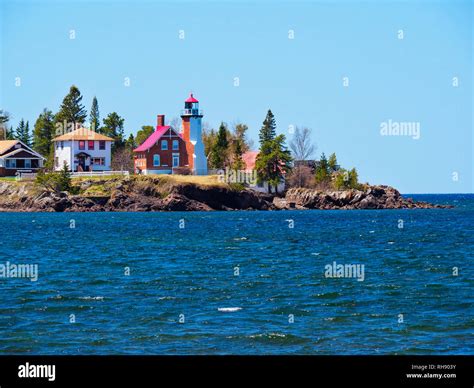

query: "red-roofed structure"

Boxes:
[133, 94, 208, 175]
[185, 93, 199, 103]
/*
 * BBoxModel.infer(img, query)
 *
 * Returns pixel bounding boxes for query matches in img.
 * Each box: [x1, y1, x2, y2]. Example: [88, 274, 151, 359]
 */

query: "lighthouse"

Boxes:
[181, 93, 208, 175]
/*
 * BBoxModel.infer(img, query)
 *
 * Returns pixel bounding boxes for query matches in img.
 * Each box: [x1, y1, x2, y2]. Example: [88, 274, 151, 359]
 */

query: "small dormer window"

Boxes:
[161, 140, 168, 150]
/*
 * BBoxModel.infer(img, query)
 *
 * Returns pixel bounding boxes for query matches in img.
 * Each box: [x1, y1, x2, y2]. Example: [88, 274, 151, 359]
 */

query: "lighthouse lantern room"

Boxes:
[181, 93, 207, 175]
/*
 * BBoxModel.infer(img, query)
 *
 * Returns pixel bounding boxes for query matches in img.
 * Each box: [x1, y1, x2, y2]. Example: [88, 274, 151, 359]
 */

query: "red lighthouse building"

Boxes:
[133, 94, 208, 175]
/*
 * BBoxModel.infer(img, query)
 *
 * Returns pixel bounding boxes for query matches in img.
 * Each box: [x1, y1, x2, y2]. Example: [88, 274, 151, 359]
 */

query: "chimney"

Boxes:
[157, 115, 165, 127]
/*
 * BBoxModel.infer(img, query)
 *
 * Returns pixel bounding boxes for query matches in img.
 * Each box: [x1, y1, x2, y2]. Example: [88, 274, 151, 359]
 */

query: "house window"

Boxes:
[79, 141, 85, 150]
[153, 154, 160, 167]
[172, 153, 179, 167]
[55, 157, 59, 168]
[6, 159, 16, 168]
[172, 140, 179, 150]
[88, 141, 95, 150]
[99, 141, 106, 150]
[61, 141, 64, 150]
[25, 159, 31, 168]
[161, 140, 168, 150]
[92, 157, 105, 165]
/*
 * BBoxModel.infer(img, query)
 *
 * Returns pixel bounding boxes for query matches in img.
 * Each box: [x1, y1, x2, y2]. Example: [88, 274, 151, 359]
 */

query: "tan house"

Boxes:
[0, 140, 45, 177]
[53, 128, 114, 172]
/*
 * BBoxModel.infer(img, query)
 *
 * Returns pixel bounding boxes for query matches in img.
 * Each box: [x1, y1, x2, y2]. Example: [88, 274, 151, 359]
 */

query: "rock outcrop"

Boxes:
[0, 178, 451, 212]
[277, 185, 451, 210]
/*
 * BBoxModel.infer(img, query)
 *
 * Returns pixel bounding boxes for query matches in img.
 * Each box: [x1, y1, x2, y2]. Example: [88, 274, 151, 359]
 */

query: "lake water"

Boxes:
[0, 194, 472, 354]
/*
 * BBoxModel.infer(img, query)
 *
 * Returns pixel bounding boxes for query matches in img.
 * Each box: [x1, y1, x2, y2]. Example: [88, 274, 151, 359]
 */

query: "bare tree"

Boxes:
[289, 126, 316, 161]
[112, 147, 134, 172]
[0, 110, 10, 140]
[169, 117, 182, 134]
[289, 127, 317, 187]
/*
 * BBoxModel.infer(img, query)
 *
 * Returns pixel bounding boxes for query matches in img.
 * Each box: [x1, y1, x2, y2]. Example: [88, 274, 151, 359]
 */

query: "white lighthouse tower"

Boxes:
[181, 93, 207, 175]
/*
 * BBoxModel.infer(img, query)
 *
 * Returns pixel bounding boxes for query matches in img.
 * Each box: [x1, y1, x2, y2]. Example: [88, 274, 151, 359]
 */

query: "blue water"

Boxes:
[0, 194, 473, 355]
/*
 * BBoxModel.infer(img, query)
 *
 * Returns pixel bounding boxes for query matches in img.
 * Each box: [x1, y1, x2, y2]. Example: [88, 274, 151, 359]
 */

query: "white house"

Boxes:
[52, 128, 114, 172]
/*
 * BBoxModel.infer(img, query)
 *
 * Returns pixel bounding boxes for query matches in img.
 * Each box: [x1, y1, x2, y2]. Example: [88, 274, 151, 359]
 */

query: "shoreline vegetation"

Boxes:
[0, 175, 452, 212]
[0, 86, 456, 208]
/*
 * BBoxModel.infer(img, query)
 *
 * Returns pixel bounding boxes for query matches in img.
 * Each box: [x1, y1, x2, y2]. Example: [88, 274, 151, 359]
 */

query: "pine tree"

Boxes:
[255, 134, 292, 193]
[315, 153, 330, 186]
[7, 126, 15, 140]
[231, 138, 245, 170]
[33, 109, 55, 157]
[210, 122, 229, 169]
[102, 112, 125, 151]
[328, 152, 338, 172]
[55, 85, 87, 130]
[15, 119, 31, 145]
[89, 96, 100, 133]
[136, 125, 154, 146]
[259, 109, 276, 146]
[125, 133, 136, 150]
[57, 162, 72, 192]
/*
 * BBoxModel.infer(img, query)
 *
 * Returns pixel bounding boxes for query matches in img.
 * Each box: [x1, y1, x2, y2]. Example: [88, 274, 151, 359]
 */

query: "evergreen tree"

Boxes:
[15, 119, 31, 145]
[102, 112, 125, 150]
[7, 126, 15, 140]
[348, 168, 359, 189]
[231, 138, 245, 170]
[328, 152, 338, 172]
[125, 133, 136, 150]
[33, 109, 55, 157]
[57, 162, 72, 192]
[135, 125, 154, 146]
[255, 134, 292, 193]
[259, 109, 276, 146]
[55, 85, 87, 130]
[210, 122, 229, 169]
[89, 96, 100, 133]
[315, 153, 330, 185]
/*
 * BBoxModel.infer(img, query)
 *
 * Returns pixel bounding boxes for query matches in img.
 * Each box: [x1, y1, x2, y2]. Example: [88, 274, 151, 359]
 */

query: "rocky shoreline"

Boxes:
[0, 177, 451, 212]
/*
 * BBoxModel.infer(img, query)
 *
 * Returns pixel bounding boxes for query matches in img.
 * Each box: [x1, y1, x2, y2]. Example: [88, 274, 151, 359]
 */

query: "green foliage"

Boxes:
[125, 133, 136, 150]
[210, 122, 230, 169]
[55, 85, 87, 126]
[33, 109, 55, 157]
[231, 138, 245, 170]
[89, 96, 100, 133]
[314, 153, 330, 185]
[231, 123, 248, 170]
[135, 125, 154, 147]
[259, 109, 276, 146]
[0, 109, 9, 125]
[202, 127, 217, 159]
[255, 134, 292, 193]
[328, 152, 338, 172]
[102, 112, 125, 151]
[35, 162, 72, 193]
[15, 119, 31, 146]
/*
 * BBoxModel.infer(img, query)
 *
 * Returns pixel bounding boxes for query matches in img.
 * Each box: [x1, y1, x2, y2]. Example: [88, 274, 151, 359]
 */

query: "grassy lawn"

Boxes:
[0, 177, 18, 181]
[159, 174, 225, 187]
[71, 174, 226, 187]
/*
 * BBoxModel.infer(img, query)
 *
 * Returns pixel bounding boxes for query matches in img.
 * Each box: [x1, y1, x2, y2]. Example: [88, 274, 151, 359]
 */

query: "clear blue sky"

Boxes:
[1, 0, 472, 193]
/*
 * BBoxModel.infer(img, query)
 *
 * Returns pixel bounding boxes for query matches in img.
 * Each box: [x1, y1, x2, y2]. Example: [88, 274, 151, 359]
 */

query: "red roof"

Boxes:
[242, 150, 287, 175]
[242, 151, 259, 171]
[185, 93, 199, 103]
[134, 126, 172, 152]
